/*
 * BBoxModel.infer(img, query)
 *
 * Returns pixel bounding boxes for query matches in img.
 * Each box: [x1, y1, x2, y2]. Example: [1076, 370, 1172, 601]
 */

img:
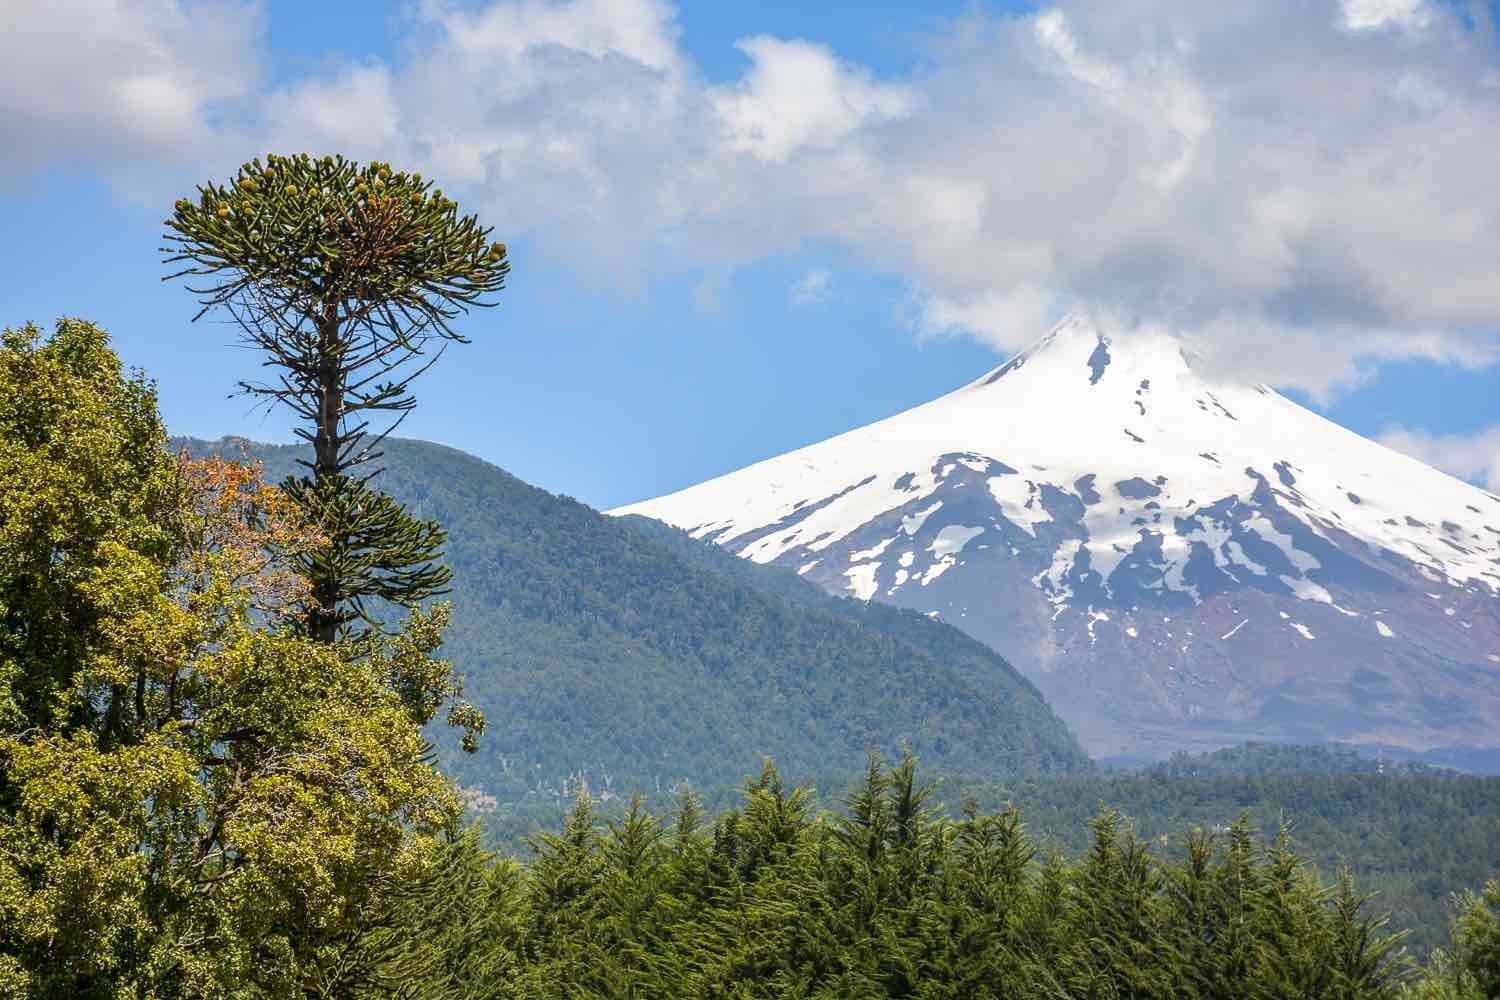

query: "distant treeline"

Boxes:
[1141, 741, 1460, 779]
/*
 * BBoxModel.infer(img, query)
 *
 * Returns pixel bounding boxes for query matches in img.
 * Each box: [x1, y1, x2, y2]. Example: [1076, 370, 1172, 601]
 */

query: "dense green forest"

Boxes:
[958, 771, 1500, 956]
[178, 435, 1092, 789]
[338, 755, 1500, 999]
[469, 749, 1499, 957]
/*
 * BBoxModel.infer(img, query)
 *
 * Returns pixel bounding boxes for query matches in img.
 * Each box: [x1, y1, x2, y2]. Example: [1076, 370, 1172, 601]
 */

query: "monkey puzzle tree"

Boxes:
[162, 153, 510, 639]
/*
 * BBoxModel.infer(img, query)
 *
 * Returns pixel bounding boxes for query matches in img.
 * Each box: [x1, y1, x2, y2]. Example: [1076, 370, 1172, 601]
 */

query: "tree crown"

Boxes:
[163, 152, 508, 334]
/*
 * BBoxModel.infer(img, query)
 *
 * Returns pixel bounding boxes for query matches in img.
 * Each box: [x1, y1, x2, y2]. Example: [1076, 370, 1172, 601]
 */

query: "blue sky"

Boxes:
[2, 0, 1498, 508]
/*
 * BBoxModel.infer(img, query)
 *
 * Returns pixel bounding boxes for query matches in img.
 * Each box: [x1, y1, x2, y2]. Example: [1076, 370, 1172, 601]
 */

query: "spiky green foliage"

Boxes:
[352, 754, 1438, 1000]
[163, 154, 506, 324]
[162, 153, 510, 638]
[1466, 882, 1500, 994]
[1443, 881, 1500, 998]
[282, 473, 452, 633]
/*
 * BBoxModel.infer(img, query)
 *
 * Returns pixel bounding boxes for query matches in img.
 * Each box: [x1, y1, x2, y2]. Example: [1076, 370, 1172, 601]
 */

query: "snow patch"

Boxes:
[921, 560, 954, 586]
[987, 476, 1052, 536]
[1376, 620, 1394, 638]
[1225, 541, 1267, 576]
[1125, 626, 1139, 638]
[902, 501, 943, 536]
[1161, 535, 1203, 604]
[1180, 514, 1253, 582]
[1248, 518, 1328, 591]
[920, 526, 985, 585]
[844, 563, 881, 601]
[1281, 574, 1333, 604]
[1290, 622, 1316, 640]
[850, 536, 897, 562]
[1221, 618, 1249, 640]
[798, 560, 819, 576]
[1035, 538, 1083, 603]
[931, 524, 985, 558]
[899, 550, 915, 568]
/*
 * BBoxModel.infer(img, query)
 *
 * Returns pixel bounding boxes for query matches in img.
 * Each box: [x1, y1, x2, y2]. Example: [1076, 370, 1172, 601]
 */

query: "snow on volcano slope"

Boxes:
[613, 318, 1500, 759]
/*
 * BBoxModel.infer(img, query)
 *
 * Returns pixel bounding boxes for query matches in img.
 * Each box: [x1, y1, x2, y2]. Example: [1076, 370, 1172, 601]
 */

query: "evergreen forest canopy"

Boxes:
[173, 434, 1092, 794]
[342, 754, 1500, 1000]
[0, 152, 1496, 997]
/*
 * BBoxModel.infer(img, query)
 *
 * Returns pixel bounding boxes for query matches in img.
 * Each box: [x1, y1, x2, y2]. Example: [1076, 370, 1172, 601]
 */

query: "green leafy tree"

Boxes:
[163, 153, 510, 639]
[0, 320, 179, 746]
[0, 320, 477, 997]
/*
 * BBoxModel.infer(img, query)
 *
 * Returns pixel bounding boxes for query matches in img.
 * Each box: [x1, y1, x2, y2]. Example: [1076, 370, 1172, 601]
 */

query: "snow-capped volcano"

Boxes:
[613, 318, 1500, 759]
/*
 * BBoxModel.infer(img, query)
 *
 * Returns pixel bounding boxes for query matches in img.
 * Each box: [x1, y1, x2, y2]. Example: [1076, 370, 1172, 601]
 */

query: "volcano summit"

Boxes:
[614, 318, 1500, 759]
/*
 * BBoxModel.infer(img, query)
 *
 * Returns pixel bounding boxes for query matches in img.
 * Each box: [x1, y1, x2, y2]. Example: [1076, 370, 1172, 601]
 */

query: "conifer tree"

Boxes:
[163, 153, 510, 639]
[1457, 880, 1500, 996]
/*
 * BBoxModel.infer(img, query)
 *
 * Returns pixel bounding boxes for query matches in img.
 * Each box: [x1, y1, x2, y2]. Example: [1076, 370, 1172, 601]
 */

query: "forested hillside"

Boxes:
[177, 436, 1091, 793]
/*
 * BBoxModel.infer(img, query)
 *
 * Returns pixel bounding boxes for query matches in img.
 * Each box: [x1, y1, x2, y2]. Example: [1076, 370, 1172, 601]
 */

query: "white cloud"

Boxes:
[789, 269, 832, 307]
[263, 0, 704, 289]
[0, 0, 262, 184]
[708, 37, 914, 163]
[7, 0, 1500, 395]
[261, 64, 401, 158]
[422, 0, 685, 74]
[1342, 0, 1432, 31]
[1379, 425, 1500, 490]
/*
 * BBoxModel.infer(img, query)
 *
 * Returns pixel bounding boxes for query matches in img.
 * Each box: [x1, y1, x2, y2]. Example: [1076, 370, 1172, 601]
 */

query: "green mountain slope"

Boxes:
[178, 436, 1091, 795]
